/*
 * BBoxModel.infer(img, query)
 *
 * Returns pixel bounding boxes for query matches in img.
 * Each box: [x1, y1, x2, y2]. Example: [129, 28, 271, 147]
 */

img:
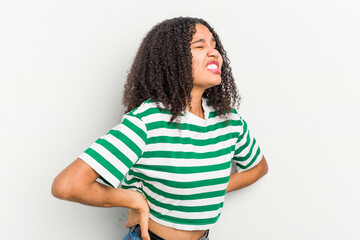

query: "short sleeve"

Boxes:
[232, 116, 263, 172]
[78, 113, 147, 188]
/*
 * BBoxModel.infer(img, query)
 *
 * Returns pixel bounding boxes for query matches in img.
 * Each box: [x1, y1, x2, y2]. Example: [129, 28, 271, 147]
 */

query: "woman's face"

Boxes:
[190, 24, 223, 93]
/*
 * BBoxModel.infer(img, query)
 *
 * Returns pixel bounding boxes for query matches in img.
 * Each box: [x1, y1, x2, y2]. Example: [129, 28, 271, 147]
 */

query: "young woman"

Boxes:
[52, 17, 268, 240]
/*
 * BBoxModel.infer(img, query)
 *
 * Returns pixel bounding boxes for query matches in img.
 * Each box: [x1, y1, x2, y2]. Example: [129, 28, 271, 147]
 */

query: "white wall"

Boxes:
[1, 0, 359, 239]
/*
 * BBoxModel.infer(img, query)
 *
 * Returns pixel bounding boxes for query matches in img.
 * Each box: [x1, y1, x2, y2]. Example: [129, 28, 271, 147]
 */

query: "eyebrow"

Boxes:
[191, 38, 216, 45]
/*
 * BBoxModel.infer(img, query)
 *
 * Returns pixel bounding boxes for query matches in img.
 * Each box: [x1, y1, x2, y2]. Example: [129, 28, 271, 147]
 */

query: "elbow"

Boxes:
[51, 158, 96, 201]
[51, 174, 76, 200]
[51, 176, 68, 200]
[260, 156, 269, 177]
[263, 163, 268, 176]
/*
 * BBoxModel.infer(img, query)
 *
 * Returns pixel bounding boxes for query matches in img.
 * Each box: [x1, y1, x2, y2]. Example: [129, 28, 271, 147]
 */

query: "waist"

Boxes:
[148, 218, 208, 240]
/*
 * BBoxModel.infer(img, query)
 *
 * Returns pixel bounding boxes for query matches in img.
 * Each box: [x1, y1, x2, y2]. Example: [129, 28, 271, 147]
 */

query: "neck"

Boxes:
[186, 89, 205, 119]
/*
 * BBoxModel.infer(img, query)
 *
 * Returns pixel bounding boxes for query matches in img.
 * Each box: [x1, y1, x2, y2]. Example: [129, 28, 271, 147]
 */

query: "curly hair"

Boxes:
[123, 17, 240, 123]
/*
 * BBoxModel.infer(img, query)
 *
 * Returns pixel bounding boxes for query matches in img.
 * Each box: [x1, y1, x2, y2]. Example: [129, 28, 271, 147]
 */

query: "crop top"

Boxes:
[79, 98, 263, 230]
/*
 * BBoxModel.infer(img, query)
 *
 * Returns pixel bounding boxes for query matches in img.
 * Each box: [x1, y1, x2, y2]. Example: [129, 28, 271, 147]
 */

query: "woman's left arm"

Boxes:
[226, 156, 268, 193]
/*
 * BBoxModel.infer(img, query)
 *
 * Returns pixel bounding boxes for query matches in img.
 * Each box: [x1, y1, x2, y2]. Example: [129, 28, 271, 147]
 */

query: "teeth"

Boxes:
[206, 64, 218, 70]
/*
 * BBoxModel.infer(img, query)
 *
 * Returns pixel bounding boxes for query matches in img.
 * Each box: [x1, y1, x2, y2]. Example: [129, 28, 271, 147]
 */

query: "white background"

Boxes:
[1, 0, 359, 239]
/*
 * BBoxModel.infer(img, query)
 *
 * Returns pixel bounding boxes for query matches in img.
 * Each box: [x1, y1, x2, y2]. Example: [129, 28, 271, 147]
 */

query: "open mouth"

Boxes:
[205, 62, 221, 74]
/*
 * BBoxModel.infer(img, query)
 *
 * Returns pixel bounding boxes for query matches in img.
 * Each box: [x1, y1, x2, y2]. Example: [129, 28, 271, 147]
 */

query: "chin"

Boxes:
[194, 76, 222, 89]
[206, 80, 221, 89]
[212, 77, 222, 86]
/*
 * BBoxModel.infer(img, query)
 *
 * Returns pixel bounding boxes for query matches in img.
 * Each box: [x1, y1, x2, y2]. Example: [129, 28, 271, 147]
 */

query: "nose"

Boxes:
[207, 47, 220, 58]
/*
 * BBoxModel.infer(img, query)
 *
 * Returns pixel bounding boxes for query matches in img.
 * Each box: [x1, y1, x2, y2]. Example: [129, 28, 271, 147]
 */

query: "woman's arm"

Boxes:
[226, 156, 268, 193]
[51, 158, 151, 240]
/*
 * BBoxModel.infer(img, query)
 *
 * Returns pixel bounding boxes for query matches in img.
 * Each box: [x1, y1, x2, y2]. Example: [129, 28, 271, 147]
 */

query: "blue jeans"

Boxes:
[122, 225, 142, 240]
[122, 225, 210, 240]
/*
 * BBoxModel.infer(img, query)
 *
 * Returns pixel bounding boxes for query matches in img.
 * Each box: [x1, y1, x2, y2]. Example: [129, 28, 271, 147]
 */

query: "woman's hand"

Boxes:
[52, 159, 151, 239]
[125, 190, 150, 240]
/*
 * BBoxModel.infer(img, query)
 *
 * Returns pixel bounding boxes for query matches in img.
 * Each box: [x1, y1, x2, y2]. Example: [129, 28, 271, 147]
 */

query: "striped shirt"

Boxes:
[79, 98, 263, 230]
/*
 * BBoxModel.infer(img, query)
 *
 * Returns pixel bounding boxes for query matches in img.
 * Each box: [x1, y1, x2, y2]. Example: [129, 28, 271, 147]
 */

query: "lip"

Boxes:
[206, 61, 221, 74]
[206, 61, 219, 68]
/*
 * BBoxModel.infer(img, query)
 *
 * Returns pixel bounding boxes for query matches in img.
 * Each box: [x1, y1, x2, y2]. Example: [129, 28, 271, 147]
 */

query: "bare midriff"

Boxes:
[148, 218, 207, 240]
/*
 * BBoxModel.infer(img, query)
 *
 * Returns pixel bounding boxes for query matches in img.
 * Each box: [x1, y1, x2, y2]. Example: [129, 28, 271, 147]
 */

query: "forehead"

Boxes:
[192, 24, 215, 41]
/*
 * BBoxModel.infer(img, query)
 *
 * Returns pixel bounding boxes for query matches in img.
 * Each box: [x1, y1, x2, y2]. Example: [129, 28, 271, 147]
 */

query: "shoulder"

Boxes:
[206, 103, 245, 133]
[125, 99, 173, 123]
[204, 98, 241, 122]
[229, 109, 247, 129]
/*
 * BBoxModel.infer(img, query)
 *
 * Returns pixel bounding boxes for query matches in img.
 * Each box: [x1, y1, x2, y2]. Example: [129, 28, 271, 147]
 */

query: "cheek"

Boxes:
[191, 58, 201, 74]
[219, 56, 224, 69]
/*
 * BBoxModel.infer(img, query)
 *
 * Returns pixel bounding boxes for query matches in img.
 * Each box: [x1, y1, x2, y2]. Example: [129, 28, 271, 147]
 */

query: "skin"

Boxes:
[52, 159, 150, 239]
[51, 24, 268, 240]
[188, 23, 223, 117]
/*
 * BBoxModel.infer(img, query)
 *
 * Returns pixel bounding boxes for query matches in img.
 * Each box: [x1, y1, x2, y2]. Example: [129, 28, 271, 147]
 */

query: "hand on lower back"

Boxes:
[124, 190, 150, 240]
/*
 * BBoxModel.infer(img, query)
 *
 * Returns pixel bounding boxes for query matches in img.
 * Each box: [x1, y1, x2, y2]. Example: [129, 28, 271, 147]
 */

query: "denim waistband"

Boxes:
[133, 224, 165, 240]
[131, 224, 209, 240]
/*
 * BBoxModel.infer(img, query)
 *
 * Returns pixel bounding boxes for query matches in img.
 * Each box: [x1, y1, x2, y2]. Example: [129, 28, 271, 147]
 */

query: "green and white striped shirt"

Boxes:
[79, 98, 263, 230]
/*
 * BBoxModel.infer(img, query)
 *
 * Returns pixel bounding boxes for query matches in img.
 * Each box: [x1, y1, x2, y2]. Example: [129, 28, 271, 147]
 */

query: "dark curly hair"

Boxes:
[123, 17, 240, 123]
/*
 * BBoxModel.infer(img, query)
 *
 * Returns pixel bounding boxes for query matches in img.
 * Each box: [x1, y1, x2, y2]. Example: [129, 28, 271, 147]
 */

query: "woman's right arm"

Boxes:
[51, 158, 151, 240]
